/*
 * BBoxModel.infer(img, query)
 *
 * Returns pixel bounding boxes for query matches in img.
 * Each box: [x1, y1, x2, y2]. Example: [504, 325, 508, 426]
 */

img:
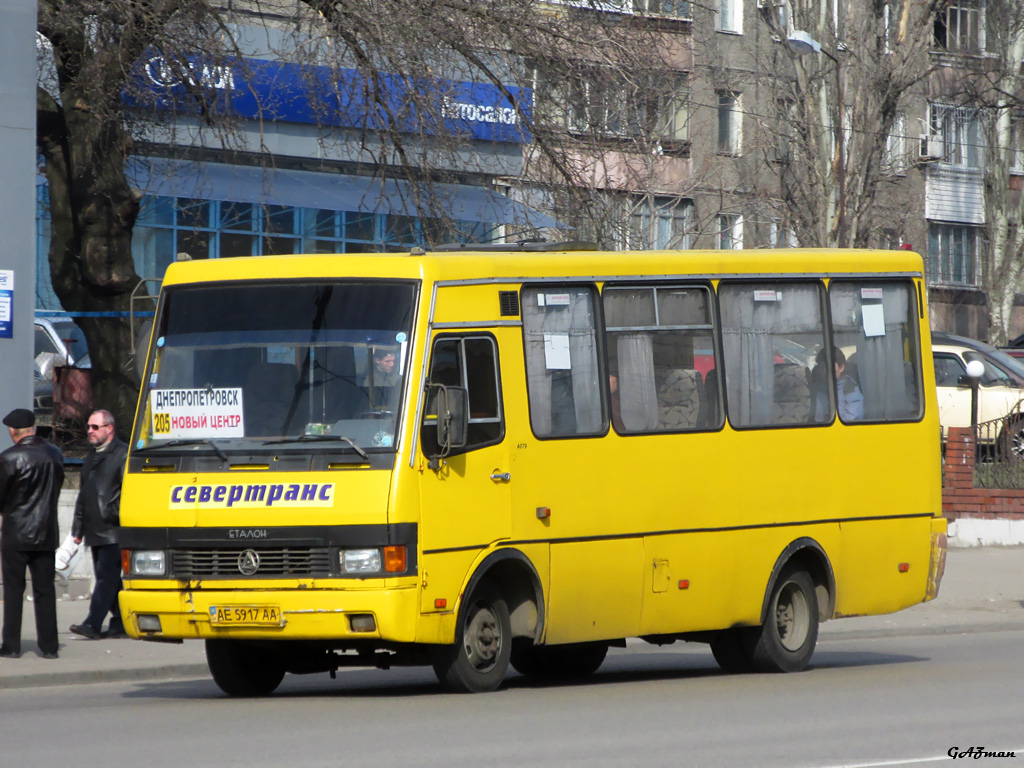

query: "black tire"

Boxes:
[432, 582, 511, 693]
[205, 639, 286, 697]
[710, 628, 754, 673]
[510, 641, 608, 679]
[998, 419, 1024, 462]
[743, 567, 819, 673]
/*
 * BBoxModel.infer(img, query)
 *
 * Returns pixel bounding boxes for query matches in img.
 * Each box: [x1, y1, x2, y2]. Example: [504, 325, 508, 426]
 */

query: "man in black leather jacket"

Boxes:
[0, 408, 64, 659]
[70, 410, 129, 640]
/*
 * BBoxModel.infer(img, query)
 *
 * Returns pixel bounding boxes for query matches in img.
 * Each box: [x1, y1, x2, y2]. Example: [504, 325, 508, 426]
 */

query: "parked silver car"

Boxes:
[33, 317, 90, 429]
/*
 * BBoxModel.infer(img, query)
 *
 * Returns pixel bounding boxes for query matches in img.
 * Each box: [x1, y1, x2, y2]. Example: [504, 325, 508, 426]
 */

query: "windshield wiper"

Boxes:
[135, 439, 229, 462]
[262, 435, 370, 460]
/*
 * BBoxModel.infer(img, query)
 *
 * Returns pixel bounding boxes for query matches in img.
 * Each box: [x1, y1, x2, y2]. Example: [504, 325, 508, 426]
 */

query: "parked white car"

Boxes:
[932, 332, 1024, 456]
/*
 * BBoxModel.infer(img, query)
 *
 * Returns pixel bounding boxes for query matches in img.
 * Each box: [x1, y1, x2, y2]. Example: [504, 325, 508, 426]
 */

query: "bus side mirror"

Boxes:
[435, 385, 468, 455]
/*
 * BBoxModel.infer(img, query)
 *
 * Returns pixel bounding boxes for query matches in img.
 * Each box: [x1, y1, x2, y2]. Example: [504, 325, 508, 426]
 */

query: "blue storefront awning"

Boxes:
[128, 158, 561, 229]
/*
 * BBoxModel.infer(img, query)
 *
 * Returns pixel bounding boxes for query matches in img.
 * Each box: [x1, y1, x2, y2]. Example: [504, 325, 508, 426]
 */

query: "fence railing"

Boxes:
[969, 402, 1024, 489]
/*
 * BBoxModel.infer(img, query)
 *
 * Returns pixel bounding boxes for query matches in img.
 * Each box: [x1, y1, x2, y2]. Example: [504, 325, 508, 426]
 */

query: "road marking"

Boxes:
[817, 750, 1024, 768]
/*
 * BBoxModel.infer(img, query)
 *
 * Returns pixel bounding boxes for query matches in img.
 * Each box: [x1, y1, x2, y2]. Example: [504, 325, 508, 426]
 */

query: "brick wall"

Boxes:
[943, 427, 1024, 521]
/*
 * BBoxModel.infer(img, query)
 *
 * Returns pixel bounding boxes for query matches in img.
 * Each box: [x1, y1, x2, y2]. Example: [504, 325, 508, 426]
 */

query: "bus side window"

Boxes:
[603, 283, 720, 434]
[828, 280, 923, 422]
[719, 281, 827, 428]
[421, 335, 503, 456]
[521, 286, 604, 438]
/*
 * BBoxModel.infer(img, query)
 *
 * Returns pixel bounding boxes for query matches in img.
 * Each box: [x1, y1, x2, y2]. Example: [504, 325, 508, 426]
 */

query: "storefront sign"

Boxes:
[133, 56, 532, 144]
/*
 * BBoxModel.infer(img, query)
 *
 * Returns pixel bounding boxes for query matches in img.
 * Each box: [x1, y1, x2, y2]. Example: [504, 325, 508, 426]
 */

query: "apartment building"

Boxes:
[33, 0, 1024, 344]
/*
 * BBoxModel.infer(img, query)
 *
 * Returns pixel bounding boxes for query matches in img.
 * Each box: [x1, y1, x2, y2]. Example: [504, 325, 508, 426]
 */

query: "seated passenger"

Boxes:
[813, 347, 863, 422]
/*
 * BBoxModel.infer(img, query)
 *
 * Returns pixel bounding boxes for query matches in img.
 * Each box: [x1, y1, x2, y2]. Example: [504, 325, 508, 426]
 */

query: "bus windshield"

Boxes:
[133, 280, 417, 453]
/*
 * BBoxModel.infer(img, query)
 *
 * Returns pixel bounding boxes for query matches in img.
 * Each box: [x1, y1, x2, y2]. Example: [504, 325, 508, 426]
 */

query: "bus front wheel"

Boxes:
[744, 567, 818, 673]
[432, 582, 511, 693]
[205, 639, 285, 697]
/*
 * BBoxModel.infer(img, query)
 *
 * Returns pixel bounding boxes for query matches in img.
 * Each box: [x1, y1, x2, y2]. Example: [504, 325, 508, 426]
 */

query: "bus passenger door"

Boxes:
[417, 333, 512, 614]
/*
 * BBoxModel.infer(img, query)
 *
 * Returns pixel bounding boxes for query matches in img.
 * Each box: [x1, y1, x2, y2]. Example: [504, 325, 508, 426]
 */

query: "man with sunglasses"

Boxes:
[69, 410, 128, 640]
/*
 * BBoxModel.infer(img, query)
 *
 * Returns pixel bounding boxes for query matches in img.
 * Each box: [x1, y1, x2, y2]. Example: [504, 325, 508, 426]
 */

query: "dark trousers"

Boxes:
[1, 549, 59, 655]
[84, 543, 123, 633]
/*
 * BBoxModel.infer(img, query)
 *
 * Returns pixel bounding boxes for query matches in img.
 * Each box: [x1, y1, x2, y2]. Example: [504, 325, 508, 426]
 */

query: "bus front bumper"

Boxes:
[119, 585, 421, 643]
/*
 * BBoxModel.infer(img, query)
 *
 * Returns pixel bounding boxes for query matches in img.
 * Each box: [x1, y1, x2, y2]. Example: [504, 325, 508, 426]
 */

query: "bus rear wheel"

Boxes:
[432, 582, 511, 693]
[205, 639, 285, 697]
[743, 567, 818, 673]
[510, 640, 608, 679]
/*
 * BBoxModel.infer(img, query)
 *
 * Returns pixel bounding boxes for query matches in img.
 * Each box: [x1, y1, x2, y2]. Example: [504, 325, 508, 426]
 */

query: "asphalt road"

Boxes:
[2, 628, 1021, 768]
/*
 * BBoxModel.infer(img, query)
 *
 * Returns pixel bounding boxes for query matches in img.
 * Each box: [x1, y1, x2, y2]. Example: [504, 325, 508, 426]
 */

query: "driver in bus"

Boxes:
[368, 347, 400, 387]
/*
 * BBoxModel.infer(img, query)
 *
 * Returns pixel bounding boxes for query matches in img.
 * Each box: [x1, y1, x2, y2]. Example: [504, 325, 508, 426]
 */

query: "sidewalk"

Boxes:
[0, 547, 1022, 690]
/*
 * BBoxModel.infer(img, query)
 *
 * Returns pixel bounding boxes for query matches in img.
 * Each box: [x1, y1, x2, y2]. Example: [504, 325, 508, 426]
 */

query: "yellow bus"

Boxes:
[119, 243, 947, 695]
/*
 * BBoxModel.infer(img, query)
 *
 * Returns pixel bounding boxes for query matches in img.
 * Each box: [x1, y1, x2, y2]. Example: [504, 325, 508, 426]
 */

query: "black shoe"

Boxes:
[69, 623, 102, 640]
[39, 652, 58, 660]
[0, 647, 21, 659]
[104, 627, 127, 639]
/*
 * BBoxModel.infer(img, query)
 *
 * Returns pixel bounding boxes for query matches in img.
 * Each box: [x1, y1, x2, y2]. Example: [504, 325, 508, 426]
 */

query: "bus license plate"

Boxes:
[209, 605, 282, 626]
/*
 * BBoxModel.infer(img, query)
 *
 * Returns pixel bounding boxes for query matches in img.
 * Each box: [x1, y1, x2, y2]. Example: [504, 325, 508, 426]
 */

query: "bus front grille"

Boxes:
[171, 548, 334, 578]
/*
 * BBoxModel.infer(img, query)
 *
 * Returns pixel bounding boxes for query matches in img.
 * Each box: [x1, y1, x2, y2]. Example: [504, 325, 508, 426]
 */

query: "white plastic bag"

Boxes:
[55, 533, 83, 580]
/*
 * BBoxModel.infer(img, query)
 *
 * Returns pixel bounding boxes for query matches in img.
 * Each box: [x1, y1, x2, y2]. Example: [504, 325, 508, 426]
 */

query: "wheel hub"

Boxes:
[464, 606, 501, 671]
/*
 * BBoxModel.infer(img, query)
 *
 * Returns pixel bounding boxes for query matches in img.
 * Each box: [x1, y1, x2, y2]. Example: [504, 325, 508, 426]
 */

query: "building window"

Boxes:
[550, 67, 689, 142]
[883, 1, 903, 53]
[928, 222, 980, 286]
[716, 0, 742, 33]
[718, 214, 743, 249]
[629, 196, 692, 250]
[126, 195, 491, 282]
[769, 221, 798, 247]
[717, 91, 742, 154]
[633, 0, 691, 18]
[929, 103, 982, 168]
[934, 0, 984, 54]
[1010, 113, 1024, 174]
[883, 113, 908, 175]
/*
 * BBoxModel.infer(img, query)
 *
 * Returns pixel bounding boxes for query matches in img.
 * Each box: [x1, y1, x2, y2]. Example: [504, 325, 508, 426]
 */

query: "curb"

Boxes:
[0, 663, 210, 691]
[819, 621, 1024, 641]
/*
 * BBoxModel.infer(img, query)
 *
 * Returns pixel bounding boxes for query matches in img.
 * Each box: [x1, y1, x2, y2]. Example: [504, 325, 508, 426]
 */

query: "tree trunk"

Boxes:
[37, 88, 143, 441]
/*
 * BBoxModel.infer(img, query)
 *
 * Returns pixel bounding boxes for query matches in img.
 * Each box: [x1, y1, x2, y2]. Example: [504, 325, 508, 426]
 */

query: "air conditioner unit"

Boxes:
[919, 134, 943, 161]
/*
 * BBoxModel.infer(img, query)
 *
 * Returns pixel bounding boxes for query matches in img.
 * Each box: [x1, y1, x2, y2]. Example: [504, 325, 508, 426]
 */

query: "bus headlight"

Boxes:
[340, 549, 381, 574]
[131, 550, 167, 577]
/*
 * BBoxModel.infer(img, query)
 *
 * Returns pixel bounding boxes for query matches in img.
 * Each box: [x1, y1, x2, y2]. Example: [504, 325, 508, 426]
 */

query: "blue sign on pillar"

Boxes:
[0, 270, 13, 339]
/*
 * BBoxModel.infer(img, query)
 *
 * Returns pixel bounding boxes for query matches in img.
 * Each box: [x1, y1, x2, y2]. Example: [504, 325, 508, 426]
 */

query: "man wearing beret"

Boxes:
[0, 408, 64, 659]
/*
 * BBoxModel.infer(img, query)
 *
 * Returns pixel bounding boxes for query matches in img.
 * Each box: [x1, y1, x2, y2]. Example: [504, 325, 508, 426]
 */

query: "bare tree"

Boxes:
[33, 0, 707, 436]
[744, 0, 945, 249]
[973, 3, 1024, 344]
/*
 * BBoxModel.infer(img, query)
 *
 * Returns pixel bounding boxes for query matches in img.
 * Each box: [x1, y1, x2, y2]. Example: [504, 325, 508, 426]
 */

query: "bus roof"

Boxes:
[160, 248, 925, 288]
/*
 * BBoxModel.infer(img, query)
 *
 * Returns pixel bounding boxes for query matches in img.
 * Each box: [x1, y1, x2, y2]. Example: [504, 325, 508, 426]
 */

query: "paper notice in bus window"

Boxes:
[861, 287, 884, 300]
[545, 293, 571, 306]
[754, 290, 780, 302]
[543, 333, 571, 370]
[150, 388, 245, 439]
[862, 304, 886, 337]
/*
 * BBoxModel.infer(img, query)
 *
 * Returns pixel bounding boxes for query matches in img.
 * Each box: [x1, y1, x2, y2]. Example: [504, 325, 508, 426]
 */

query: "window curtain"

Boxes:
[720, 284, 823, 427]
[522, 287, 603, 436]
[616, 332, 659, 431]
[830, 283, 919, 420]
